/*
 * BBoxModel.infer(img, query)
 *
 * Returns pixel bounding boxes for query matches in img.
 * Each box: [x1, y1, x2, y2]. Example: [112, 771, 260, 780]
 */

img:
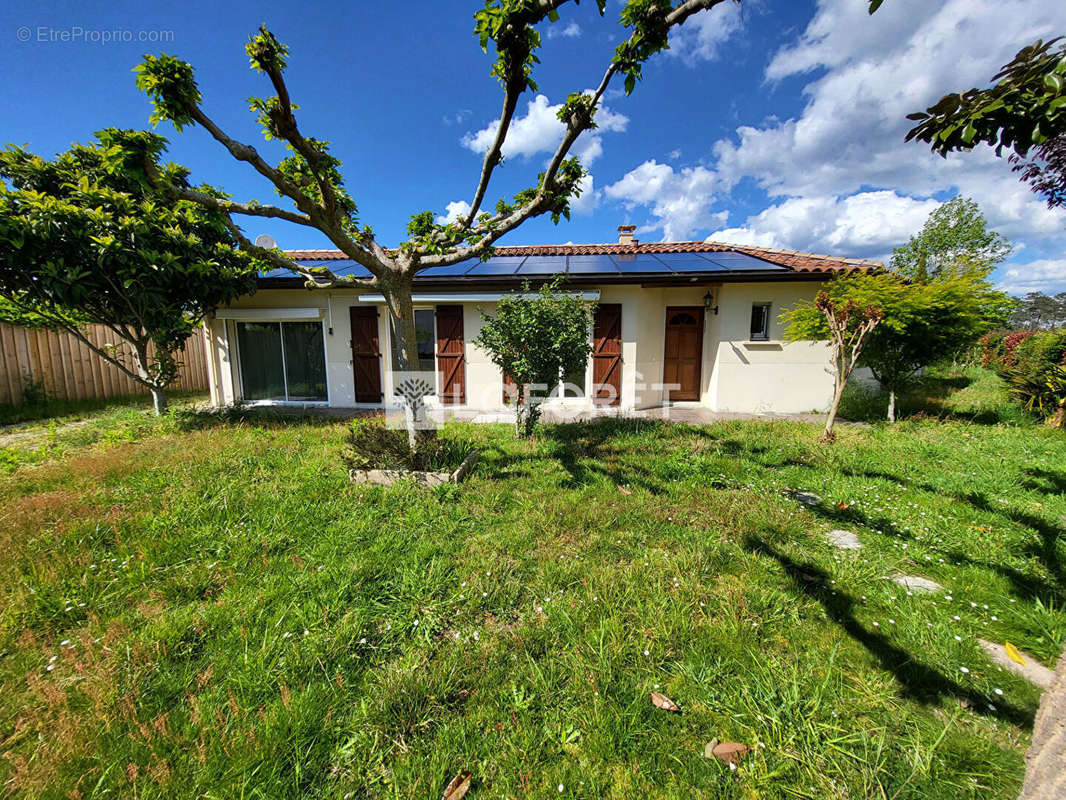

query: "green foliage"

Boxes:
[889, 197, 1011, 282]
[784, 268, 1011, 420]
[474, 278, 593, 436]
[981, 330, 1066, 424]
[908, 38, 1066, 157]
[134, 53, 202, 131]
[246, 24, 290, 73]
[0, 132, 258, 397]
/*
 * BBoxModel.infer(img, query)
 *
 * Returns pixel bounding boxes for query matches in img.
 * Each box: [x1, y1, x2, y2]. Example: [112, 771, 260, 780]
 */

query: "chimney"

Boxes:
[617, 224, 638, 245]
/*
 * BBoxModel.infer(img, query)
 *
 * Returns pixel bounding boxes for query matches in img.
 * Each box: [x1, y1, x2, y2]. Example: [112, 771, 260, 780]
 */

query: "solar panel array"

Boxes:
[262, 251, 788, 279]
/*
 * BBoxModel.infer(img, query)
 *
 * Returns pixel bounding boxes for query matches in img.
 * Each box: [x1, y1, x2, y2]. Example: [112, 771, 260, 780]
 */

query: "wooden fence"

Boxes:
[0, 323, 210, 405]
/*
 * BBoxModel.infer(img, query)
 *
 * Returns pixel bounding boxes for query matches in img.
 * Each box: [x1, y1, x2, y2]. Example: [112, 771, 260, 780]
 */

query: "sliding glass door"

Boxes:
[236, 321, 327, 402]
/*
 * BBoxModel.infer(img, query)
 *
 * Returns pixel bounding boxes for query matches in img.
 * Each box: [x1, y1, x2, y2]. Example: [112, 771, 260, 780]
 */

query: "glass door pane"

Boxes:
[282, 322, 328, 401]
[236, 322, 285, 400]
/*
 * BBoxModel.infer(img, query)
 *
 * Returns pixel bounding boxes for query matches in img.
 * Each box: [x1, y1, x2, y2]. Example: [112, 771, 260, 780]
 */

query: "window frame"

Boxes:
[749, 302, 772, 342]
[232, 318, 331, 405]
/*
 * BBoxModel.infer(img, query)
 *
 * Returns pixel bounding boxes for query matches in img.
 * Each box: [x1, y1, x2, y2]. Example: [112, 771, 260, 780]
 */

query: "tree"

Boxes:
[800, 272, 1009, 423]
[888, 197, 1011, 282]
[474, 280, 592, 437]
[907, 38, 1066, 209]
[781, 288, 883, 441]
[1010, 291, 1066, 330]
[0, 130, 258, 414]
[122, 3, 739, 451]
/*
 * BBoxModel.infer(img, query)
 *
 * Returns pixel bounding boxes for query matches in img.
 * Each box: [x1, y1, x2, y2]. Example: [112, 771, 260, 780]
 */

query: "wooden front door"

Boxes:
[435, 305, 466, 404]
[350, 306, 382, 403]
[592, 304, 622, 406]
[663, 307, 704, 402]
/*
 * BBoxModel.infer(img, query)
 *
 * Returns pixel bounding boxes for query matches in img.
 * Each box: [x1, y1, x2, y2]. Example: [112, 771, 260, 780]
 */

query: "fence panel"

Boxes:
[0, 323, 210, 405]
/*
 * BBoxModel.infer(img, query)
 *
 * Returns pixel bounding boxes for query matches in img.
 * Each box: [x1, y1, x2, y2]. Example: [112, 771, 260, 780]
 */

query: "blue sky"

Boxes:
[3, 0, 1065, 293]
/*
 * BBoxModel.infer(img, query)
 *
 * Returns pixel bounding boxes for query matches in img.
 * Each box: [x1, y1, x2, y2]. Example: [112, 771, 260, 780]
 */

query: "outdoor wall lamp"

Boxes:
[703, 289, 719, 315]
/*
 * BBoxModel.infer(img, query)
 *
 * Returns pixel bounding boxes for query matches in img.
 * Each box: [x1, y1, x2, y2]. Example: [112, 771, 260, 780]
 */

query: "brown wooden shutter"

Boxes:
[592, 303, 622, 406]
[435, 305, 466, 404]
[350, 306, 382, 403]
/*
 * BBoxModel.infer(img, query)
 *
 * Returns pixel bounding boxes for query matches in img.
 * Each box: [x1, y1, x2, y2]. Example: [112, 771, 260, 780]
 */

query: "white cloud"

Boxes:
[713, 0, 1066, 245]
[997, 259, 1066, 296]
[601, 0, 1066, 255]
[668, 1, 745, 64]
[604, 160, 723, 240]
[461, 93, 628, 166]
[707, 191, 941, 260]
[547, 21, 582, 39]
[569, 174, 601, 215]
[435, 200, 472, 225]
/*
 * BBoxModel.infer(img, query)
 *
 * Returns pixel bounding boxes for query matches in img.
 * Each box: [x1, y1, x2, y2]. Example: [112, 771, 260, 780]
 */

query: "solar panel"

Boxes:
[417, 258, 480, 277]
[652, 253, 728, 272]
[701, 252, 787, 271]
[518, 256, 568, 275]
[466, 256, 526, 275]
[610, 254, 672, 273]
[566, 255, 620, 274]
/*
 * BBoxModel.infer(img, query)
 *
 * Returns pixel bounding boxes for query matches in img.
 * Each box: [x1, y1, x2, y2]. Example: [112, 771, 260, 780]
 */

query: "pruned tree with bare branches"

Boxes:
[118, 1, 740, 452]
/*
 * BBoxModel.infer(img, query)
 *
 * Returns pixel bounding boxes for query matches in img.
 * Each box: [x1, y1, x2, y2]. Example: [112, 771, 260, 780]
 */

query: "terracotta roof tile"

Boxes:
[283, 241, 880, 275]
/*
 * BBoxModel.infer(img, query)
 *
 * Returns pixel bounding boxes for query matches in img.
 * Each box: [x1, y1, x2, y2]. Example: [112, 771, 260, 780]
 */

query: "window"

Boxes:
[236, 321, 327, 402]
[391, 308, 436, 376]
[749, 303, 771, 341]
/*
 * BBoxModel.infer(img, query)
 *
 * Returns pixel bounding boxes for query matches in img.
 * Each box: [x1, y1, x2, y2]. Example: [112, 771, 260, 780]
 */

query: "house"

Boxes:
[202, 227, 878, 417]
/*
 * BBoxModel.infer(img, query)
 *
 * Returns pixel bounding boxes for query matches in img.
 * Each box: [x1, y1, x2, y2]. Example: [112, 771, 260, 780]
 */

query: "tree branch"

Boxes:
[170, 185, 317, 227]
[434, 0, 732, 265]
[218, 215, 377, 290]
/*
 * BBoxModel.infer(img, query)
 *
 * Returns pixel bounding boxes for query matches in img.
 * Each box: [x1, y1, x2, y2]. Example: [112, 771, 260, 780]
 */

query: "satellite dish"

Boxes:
[254, 234, 277, 249]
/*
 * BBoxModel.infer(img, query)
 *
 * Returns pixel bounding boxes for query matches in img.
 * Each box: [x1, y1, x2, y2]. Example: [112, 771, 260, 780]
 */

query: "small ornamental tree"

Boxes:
[0, 130, 258, 414]
[122, 3, 742, 452]
[474, 279, 592, 437]
[782, 286, 883, 441]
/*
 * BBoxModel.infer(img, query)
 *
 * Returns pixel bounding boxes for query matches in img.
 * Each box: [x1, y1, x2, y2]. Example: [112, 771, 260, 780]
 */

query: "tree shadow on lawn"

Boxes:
[743, 535, 1035, 728]
[525, 417, 674, 494]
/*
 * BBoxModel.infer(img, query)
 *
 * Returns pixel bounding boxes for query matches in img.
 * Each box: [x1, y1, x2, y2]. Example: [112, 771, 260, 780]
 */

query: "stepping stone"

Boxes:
[892, 575, 943, 594]
[825, 529, 862, 550]
[793, 491, 822, 506]
[979, 639, 1055, 689]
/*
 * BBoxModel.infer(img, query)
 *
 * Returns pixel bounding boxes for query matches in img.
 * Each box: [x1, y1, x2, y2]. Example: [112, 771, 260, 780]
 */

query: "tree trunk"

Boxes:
[887, 389, 896, 423]
[129, 337, 170, 417]
[823, 380, 846, 442]
[150, 386, 169, 416]
[383, 277, 437, 454]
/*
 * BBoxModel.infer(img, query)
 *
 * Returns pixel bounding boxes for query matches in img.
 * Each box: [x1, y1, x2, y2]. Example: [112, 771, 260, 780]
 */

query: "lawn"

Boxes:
[1, 369, 1064, 799]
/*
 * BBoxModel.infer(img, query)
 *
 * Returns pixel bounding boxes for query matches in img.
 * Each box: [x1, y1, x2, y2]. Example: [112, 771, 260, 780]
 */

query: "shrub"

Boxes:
[981, 329, 1066, 426]
[342, 418, 473, 472]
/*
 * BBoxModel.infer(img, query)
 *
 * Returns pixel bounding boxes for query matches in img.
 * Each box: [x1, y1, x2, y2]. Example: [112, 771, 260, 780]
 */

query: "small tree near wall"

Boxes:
[783, 287, 883, 442]
[474, 280, 592, 437]
[0, 131, 258, 414]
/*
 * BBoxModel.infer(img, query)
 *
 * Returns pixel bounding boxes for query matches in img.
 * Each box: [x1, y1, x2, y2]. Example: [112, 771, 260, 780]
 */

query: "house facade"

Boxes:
[202, 230, 877, 417]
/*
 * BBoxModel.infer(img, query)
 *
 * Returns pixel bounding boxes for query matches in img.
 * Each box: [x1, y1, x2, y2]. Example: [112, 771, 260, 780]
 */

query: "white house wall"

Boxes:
[207, 281, 839, 414]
